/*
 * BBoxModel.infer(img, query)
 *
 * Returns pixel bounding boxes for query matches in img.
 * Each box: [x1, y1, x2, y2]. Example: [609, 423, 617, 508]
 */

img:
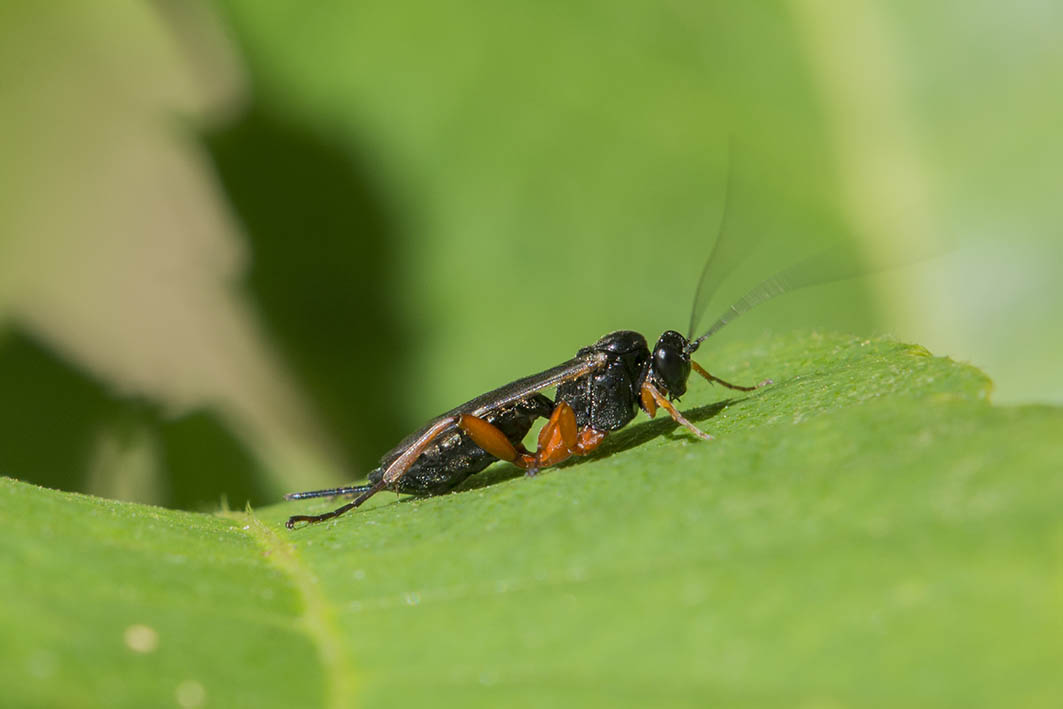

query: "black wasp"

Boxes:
[286, 166, 847, 528]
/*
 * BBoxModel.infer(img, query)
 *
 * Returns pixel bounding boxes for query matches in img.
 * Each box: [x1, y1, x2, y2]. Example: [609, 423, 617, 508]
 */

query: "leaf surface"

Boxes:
[3, 333, 1061, 708]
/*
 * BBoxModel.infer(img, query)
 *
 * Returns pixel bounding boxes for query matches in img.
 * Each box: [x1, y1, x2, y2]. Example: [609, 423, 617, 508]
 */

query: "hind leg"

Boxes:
[460, 401, 608, 475]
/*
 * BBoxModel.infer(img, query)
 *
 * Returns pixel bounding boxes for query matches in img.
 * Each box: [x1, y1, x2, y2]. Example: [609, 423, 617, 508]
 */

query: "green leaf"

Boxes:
[3, 333, 1061, 708]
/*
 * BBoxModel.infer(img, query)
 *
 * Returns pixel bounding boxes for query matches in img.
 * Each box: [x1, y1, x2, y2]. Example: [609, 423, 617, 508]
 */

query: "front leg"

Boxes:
[691, 360, 772, 391]
[640, 381, 713, 441]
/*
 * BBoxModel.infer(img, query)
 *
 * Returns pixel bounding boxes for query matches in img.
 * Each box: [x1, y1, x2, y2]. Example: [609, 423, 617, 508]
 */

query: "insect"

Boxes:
[285, 164, 855, 528]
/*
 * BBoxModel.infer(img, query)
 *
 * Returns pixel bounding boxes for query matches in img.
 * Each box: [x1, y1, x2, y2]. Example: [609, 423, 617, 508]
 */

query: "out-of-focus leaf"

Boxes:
[213, 0, 880, 424]
[204, 106, 413, 474]
[0, 330, 118, 492]
[157, 410, 272, 510]
[0, 328, 269, 510]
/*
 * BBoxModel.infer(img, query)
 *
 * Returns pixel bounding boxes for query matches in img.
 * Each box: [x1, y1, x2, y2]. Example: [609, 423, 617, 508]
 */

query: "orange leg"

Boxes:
[691, 360, 771, 392]
[458, 414, 524, 462]
[575, 427, 607, 454]
[640, 385, 658, 417]
[458, 413, 537, 469]
[530, 402, 609, 471]
[641, 381, 713, 441]
[534, 401, 579, 468]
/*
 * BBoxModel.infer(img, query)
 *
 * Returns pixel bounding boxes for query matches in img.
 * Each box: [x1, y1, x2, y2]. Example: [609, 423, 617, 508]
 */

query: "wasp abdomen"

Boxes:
[369, 393, 554, 495]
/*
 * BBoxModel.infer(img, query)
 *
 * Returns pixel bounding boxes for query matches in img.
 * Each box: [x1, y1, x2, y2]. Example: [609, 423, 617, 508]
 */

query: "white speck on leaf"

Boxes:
[123, 624, 159, 653]
[175, 680, 206, 708]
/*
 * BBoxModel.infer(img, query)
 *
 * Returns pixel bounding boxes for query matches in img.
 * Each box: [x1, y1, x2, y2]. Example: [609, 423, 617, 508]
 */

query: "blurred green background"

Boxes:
[1, 0, 1060, 510]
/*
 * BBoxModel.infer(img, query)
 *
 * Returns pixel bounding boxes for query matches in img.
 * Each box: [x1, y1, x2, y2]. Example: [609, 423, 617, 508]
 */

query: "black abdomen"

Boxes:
[369, 394, 553, 495]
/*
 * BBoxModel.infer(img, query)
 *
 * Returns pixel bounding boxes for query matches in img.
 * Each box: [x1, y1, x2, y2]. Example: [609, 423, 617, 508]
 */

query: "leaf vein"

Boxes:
[230, 510, 357, 709]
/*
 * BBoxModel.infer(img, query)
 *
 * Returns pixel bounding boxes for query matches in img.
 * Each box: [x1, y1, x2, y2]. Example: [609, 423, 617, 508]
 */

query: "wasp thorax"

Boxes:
[650, 330, 692, 399]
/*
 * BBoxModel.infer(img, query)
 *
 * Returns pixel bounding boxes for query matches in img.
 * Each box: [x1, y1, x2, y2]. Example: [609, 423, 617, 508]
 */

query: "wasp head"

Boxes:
[648, 330, 692, 400]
